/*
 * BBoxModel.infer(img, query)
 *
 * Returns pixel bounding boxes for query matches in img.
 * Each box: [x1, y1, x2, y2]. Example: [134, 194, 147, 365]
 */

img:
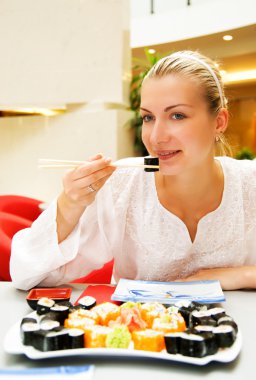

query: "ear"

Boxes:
[215, 108, 229, 134]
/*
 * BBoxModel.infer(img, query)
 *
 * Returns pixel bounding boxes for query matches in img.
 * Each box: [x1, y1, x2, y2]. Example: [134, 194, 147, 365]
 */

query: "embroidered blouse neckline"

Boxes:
[150, 157, 229, 245]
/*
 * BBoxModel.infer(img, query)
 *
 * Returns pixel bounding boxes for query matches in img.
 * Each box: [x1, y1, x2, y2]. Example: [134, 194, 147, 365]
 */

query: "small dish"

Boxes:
[26, 288, 72, 310]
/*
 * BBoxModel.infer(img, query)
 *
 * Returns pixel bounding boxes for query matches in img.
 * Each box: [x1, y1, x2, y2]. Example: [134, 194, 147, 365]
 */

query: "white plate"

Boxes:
[4, 318, 242, 366]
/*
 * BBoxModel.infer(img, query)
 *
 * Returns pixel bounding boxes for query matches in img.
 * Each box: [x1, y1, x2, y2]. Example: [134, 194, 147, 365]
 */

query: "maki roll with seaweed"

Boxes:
[77, 296, 96, 310]
[68, 328, 85, 349]
[191, 310, 217, 327]
[213, 325, 236, 348]
[40, 320, 60, 331]
[144, 157, 159, 172]
[32, 328, 70, 352]
[49, 304, 70, 324]
[217, 315, 238, 333]
[194, 326, 218, 355]
[207, 307, 226, 322]
[179, 332, 207, 358]
[20, 322, 40, 346]
[36, 297, 55, 315]
[164, 332, 182, 354]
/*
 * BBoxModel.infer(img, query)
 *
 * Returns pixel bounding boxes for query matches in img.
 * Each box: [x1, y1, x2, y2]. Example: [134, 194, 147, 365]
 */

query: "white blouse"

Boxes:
[10, 157, 256, 290]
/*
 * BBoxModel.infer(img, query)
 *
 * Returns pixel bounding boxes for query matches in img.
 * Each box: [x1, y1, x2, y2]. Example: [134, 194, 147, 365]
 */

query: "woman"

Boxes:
[10, 50, 256, 290]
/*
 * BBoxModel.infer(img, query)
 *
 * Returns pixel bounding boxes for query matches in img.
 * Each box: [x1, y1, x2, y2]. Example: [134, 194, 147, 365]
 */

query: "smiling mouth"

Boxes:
[157, 150, 181, 160]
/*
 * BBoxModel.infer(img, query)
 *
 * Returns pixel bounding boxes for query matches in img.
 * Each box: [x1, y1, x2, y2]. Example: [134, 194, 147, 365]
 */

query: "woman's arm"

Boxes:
[10, 154, 117, 290]
[179, 266, 256, 290]
[57, 153, 116, 242]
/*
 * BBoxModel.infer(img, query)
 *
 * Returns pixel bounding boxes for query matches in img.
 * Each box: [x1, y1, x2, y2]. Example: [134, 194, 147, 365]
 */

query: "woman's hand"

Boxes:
[62, 153, 116, 208]
[179, 266, 256, 290]
[57, 153, 116, 242]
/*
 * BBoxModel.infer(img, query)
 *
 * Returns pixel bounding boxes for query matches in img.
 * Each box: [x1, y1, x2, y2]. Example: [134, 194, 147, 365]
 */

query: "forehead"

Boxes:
[141, 74, 204, 108]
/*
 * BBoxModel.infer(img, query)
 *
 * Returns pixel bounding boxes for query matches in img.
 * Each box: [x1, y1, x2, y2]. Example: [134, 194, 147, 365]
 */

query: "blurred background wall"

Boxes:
[0, 0, 255, 202]
[0, 0, 133, 202]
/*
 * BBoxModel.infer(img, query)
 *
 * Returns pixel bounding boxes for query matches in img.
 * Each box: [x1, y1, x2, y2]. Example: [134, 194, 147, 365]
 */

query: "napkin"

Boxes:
[75, 284, 121, 305]
[0, 365, 94, 379]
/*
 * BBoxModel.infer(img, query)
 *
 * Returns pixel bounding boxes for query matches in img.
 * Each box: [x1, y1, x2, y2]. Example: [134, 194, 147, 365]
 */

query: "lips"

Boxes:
[156, 150, 181, 160]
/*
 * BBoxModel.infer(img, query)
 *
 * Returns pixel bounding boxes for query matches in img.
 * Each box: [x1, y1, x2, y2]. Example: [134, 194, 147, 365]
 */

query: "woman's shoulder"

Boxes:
[217, 157, 256, 202]
[217, 156, 256, 177]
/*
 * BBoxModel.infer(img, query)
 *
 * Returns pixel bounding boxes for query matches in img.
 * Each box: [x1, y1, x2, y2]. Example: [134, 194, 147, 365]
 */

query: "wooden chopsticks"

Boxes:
[38, 158, 159, 170]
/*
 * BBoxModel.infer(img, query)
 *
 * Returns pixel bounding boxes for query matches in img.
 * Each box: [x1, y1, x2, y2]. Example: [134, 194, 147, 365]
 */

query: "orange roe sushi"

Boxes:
[152, 313, 186, 333]
[132, 329, 165, 352]
[84, 325, 113, 348]
[140, 302, 167, 328]
[64, 316, 96, 330]
[92, 302, 120, 325]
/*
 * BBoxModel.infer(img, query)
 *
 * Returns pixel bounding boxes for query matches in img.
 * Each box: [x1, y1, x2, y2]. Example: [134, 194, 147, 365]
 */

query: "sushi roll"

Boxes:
[140, 302, 166, 328]
[49, 304, 70, 324]
[20, 316, 38, 325]
[36, 297, 55, 315]
[164, 332, 182, 354]
[132, 329, 165, 352]
[144, 157, 159, 172]
[91, 302, 120, 325]
[84, 325, 112, 348]
[77, 296, 96, 310]
[191, 310, 217, 327]
[217, 316, 238, 333]
[213, 325, 236, 348]
[40, 320, 60, 331]
[68, 328, 85, 349]
[194, 326, 218, 355]
[20, 322, 40, 346]
[152, 313, 186, 333]
[179, 332, 207, 358]
[32, 327, 69, 351]
[207, 307, 226, 322]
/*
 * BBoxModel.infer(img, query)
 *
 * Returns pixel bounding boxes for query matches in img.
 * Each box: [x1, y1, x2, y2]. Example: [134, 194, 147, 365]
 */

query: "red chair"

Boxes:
[0, 195, 43, 222]
[0, 212, 32, 281]
[72, 259, 114, 284]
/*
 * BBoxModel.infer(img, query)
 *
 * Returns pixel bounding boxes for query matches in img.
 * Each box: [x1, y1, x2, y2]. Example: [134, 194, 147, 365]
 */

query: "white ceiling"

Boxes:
[132, 24, 256, 84]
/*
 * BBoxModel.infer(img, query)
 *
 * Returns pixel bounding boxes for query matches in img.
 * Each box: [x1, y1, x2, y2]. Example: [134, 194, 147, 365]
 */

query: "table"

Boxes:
[0, 281, 255, 379]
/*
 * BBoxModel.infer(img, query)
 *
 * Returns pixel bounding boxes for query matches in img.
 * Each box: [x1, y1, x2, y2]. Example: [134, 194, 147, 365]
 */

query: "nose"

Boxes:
[150, 119, 170, 145]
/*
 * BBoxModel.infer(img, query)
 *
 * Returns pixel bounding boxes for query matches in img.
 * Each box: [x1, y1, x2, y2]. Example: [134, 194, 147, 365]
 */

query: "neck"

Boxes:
[156, 158, 222, 204]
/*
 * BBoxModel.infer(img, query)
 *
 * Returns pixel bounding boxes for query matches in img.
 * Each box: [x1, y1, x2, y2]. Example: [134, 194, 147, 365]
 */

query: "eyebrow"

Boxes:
[140, 104, 193, 113]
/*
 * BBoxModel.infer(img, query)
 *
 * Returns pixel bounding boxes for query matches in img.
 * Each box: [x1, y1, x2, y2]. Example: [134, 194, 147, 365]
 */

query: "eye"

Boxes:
[172, 113, 186, 120]
[142, 114, 154, 123]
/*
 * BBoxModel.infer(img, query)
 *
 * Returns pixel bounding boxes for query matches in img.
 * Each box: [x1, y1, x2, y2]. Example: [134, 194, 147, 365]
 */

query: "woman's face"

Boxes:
[141, 74, 219, 175]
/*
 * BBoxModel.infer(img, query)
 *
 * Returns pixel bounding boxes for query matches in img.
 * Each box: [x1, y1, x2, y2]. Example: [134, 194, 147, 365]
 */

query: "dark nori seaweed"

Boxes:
[144, 157, 159, 172]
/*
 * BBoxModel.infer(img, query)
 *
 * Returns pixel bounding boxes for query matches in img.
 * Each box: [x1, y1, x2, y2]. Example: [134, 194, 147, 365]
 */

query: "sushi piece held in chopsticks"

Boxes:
[144, 157, 159, 172]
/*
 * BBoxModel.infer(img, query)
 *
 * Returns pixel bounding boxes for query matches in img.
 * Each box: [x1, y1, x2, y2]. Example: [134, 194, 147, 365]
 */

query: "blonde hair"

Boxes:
[143, 50, 232, 156]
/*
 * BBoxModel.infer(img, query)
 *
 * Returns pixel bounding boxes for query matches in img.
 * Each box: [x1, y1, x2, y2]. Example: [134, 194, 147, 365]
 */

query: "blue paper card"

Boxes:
[111, 279, 225, 304]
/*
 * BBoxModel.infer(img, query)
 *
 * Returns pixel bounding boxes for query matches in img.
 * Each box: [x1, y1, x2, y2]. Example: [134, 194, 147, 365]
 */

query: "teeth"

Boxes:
[159, 151, 177, 156]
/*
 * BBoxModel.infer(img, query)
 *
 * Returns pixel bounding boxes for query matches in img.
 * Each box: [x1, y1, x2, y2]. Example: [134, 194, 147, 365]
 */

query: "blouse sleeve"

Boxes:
[10, 180, 117, 290]
[242, 159, 256, 264]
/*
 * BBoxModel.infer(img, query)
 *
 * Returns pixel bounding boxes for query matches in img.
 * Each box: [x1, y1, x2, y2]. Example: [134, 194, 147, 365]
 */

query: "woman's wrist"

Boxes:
[56, 192, 86, 243]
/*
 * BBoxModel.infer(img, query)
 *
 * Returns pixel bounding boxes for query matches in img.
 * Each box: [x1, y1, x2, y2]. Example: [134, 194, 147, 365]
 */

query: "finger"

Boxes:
[72, 157, 113, 181]
[84, 173, 113, 193]
[80, 165, 116, 189]
[88, 152, 103, 162]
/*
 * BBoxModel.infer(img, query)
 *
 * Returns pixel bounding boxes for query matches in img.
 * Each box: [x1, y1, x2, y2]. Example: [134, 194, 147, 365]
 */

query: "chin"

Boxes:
[159, 166, 182, 176]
